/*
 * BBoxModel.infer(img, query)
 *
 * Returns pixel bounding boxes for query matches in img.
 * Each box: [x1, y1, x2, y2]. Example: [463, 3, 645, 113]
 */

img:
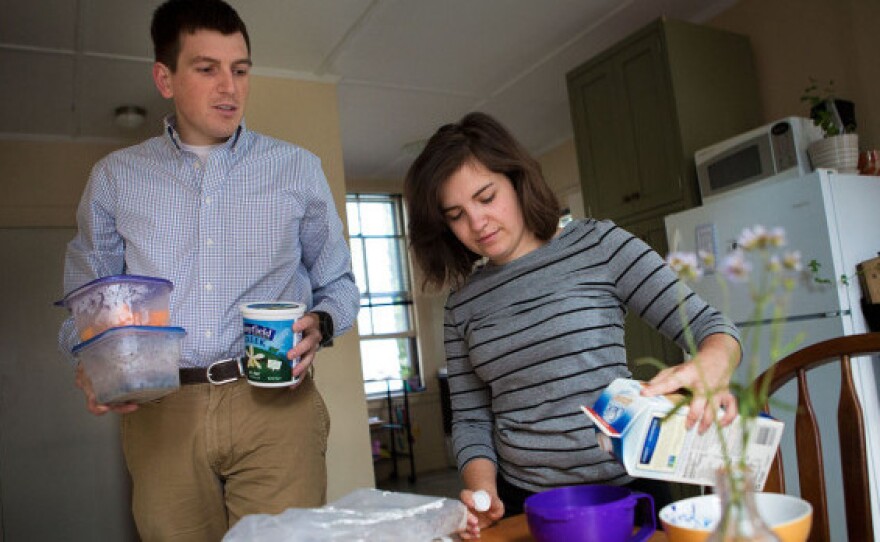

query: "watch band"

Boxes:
[312, 310, 334, 348]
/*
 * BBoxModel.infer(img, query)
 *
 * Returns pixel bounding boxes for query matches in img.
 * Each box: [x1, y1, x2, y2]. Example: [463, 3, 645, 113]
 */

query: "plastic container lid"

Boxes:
[55, 274, 173, 308]
[240, 301, 306, 320]
[72, 325, 186, 354]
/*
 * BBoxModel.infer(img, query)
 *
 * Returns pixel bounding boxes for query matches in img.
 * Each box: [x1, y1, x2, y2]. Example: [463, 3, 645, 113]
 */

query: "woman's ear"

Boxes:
[153, 62, 174, 99]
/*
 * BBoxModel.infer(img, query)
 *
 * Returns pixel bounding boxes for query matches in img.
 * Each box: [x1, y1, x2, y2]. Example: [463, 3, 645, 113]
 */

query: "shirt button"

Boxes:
[205, 196, 212, 204]
[194, 162, 201, 170]
[205, 330, 213, 338]
[206, 238, 215, 246]
[205, 283, 213, 291]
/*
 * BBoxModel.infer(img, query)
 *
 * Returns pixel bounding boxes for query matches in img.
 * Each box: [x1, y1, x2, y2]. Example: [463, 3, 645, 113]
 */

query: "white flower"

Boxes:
[737, 225, 787, 251]
[782, 250, 802, 272]
[667, 251, 703, 281]
[698, 250, 716, 269]
[721, 249, 752, 282]
[737, 225, 765, 251]
[769, 227, 787, 247]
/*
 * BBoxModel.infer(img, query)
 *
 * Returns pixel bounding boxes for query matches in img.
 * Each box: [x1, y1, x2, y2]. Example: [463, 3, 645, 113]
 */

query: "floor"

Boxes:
[376, 467, 463, 500]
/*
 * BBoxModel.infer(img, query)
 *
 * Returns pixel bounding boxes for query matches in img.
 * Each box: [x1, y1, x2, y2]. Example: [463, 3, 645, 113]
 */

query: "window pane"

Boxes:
[360, 338, 413, 382]
[365, 379, 402, 396]
[350, 238, 367, 293]
[370, 304, 412, 334]
[359, 300, 413, 335]
[360, 200, 399, 236]
[364, 238, 409, 295]
[357, 307, 373, 336]
[345, 200, 361, 236]
[347, 193, 420, 393]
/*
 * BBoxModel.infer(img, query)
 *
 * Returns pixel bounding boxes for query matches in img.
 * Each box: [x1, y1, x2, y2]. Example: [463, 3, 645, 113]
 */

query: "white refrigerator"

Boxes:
[664, 169, 880, 542]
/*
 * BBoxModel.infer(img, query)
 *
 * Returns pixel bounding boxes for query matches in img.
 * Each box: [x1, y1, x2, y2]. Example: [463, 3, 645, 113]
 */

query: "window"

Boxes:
[346, 193, 420, 396]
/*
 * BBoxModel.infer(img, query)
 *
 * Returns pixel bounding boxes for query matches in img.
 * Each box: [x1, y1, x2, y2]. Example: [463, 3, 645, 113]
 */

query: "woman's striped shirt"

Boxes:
[444, 218, 739, 492]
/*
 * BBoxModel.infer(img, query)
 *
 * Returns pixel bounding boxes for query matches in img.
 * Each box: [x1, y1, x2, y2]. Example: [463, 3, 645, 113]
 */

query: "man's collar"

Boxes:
[162, 115, 246, 153]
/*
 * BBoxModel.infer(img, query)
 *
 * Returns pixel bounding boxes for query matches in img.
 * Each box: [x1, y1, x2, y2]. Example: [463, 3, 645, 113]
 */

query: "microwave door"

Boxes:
[697, 136, 775, 199]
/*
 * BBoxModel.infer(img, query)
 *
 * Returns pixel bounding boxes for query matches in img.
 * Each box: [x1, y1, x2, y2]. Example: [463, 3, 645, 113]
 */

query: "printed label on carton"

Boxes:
[582, 378, 784, 488]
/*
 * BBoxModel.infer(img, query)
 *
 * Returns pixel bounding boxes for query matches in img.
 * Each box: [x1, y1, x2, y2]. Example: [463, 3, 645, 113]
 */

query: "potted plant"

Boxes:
[801, 78, 859, 172]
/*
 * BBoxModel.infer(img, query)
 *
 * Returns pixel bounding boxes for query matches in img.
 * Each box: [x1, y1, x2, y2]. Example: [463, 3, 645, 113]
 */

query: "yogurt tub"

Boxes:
[240, 302, 306, 387]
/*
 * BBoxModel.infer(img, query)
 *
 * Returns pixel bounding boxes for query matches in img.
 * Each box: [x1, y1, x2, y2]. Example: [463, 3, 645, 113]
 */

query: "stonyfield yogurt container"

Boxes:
[240, 302, 306, 387]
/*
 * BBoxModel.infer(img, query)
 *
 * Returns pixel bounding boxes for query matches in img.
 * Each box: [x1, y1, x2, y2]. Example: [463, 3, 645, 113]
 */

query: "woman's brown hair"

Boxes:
[404, 112, 560, 290]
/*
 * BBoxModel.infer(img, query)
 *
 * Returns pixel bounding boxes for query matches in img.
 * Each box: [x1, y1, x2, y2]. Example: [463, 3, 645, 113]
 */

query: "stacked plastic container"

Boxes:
[56, 275, 185, 404]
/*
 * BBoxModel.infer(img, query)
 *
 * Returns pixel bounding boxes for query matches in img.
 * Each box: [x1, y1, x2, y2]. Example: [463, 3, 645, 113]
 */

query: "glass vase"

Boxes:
[707, 465, 780, 542]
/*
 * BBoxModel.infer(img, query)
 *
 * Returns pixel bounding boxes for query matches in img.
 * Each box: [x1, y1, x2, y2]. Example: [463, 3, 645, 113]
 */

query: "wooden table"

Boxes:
[478, 513, 668, 541]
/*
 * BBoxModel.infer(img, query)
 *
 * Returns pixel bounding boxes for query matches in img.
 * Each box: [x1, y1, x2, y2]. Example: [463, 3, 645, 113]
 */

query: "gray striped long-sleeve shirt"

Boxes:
[444, 218, 739, 492]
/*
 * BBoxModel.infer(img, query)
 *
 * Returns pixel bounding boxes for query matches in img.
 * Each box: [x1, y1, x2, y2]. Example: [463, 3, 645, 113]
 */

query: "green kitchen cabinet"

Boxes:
[567, 18, 762, 223]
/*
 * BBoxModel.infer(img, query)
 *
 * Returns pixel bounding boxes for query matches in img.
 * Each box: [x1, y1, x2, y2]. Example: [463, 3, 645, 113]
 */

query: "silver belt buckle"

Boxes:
[206, 358, 243, 385]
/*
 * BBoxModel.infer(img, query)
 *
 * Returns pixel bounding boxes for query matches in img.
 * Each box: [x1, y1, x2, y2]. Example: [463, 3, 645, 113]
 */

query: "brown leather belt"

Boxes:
[179, 358, 245, 385]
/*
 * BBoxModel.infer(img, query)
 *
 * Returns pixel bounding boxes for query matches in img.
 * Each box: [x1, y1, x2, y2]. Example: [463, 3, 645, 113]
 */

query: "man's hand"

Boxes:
[75, 364, 139, 416]
[287, 312, 324, 389]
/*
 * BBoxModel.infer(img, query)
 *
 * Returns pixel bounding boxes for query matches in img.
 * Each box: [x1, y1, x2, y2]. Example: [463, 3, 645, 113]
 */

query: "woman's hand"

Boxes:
[457, 458, 504, 538]
[458, 488, 504, 539]
[641, 333, 741, 433]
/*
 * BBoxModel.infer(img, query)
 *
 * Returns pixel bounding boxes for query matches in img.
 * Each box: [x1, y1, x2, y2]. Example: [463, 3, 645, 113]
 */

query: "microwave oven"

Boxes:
[695, 116, 822, 200]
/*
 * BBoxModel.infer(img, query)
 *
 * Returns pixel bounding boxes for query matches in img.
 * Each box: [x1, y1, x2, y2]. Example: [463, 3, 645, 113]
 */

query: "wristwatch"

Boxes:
[312, 310, 334, 348]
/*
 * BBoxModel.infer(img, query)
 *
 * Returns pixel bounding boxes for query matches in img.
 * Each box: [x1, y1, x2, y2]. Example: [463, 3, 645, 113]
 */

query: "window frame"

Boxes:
[346, 192, 421, 397]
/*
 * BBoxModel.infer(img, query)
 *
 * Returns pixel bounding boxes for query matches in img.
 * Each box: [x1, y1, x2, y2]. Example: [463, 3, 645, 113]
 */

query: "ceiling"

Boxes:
[0, 0, 736, 181]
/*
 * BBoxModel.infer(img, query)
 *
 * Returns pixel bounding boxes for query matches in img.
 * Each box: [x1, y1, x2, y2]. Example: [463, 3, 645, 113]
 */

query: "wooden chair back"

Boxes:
[751, 332, 880, 542]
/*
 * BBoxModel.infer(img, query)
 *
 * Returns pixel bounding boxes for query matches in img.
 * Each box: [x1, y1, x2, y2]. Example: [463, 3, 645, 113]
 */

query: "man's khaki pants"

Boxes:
[122, 375, 330, 541]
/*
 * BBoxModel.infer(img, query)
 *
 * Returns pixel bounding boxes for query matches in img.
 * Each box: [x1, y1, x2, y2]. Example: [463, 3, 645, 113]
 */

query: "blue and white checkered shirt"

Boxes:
[59, 116, 359, 368]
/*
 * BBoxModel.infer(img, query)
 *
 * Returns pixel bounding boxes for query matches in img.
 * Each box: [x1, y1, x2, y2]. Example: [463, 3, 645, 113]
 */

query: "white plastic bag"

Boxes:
[223, 488, 467, 542]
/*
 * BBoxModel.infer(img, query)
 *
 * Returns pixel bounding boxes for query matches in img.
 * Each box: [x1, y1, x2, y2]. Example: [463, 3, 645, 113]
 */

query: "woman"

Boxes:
[404, 112, 741, 538]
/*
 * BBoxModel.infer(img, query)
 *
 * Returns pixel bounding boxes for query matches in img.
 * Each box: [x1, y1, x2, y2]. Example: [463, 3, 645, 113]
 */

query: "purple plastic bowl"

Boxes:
[524, 485, 655, 542]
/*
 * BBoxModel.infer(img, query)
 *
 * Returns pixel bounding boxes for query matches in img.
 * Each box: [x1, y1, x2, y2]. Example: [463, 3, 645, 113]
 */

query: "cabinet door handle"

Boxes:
[622, 191, 641, 203]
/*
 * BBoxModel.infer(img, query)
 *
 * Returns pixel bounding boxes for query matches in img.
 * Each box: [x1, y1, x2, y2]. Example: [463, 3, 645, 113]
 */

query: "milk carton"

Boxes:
[582, 378, 783, 489]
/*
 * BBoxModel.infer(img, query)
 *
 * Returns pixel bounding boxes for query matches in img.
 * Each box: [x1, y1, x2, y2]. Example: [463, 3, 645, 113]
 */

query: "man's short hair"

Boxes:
[151, 0, 250, 71]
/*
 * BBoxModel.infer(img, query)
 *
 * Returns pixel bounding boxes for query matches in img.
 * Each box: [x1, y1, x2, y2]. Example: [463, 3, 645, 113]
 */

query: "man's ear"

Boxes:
[153, 62, 174, 99]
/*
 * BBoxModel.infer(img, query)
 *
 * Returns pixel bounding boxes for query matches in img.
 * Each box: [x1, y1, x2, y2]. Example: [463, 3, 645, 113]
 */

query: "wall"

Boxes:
[0, 140, 120, 227]
[0, 74, 374, 501]
[536, 0, 880, 225]
[708, 0, 880, 150]
[247, 76, 374, 499]
[538, 138, 585, 219]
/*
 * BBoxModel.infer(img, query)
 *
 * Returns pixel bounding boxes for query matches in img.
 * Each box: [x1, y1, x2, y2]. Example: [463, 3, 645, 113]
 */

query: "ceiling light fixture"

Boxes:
[114, 105, 147, 129]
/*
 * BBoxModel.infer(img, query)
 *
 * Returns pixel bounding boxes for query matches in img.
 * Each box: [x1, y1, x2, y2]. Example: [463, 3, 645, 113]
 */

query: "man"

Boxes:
[58, 0, 359, 539]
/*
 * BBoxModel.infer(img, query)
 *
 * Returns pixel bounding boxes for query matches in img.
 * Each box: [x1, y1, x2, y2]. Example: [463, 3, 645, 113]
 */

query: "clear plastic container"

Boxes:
[56, 275, 173, 341]
[72, 325, 185, 405]
[223, 488, 467, 541]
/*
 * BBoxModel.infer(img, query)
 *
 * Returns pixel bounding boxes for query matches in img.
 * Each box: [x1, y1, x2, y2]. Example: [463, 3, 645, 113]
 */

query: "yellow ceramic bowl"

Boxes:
[660, 492, 812, 542]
